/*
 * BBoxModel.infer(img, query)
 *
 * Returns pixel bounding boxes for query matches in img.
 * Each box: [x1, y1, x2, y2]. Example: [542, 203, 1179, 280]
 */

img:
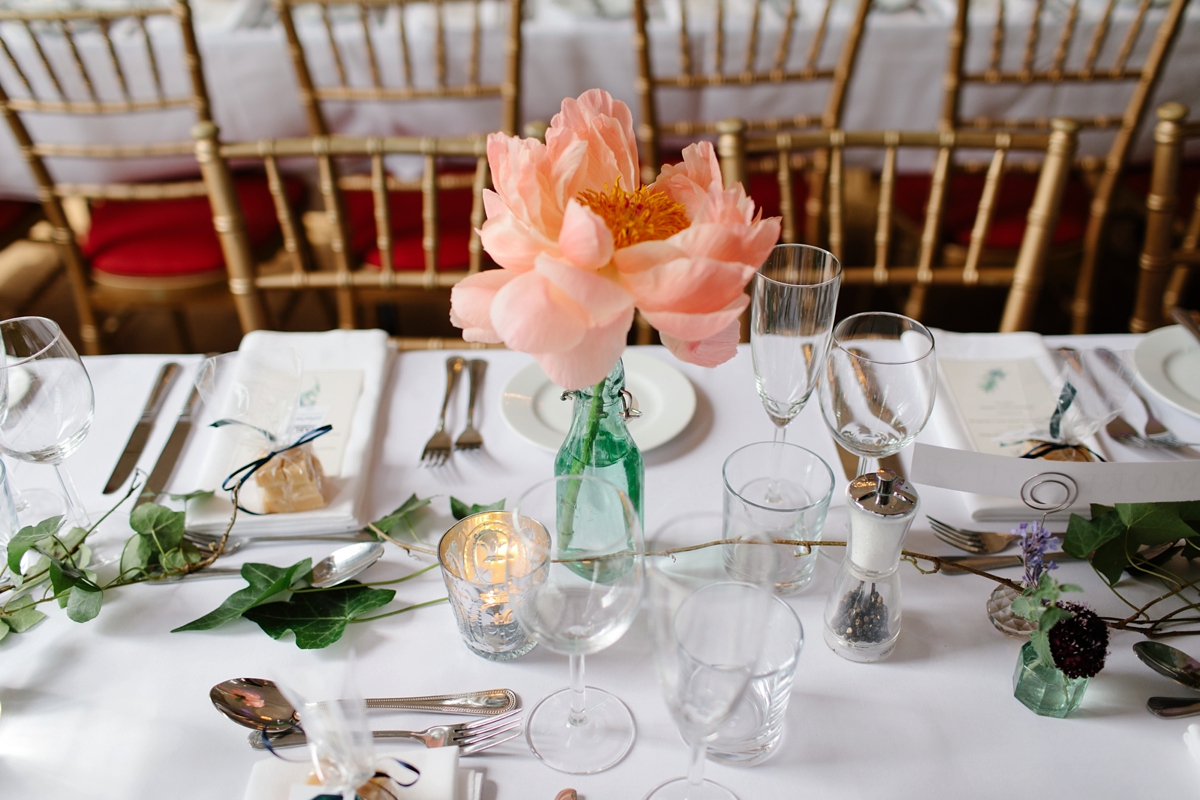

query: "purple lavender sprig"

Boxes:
[1014, 520, 1061, 587]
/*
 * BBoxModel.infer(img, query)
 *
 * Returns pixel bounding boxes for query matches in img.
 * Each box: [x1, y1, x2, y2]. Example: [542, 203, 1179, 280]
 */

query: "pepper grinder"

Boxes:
[823, 468, 919, 663]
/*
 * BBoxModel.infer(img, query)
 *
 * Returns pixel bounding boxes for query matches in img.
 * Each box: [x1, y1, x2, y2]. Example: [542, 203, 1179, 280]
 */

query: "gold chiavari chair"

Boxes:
[0, 1, 303, 354]
[1131, 102, 1200, 333]
[920, 0, 1191, 332]
[631, 0, 870, 239]
[718, 117, 1079, 332]
[194, 123, 491, 337]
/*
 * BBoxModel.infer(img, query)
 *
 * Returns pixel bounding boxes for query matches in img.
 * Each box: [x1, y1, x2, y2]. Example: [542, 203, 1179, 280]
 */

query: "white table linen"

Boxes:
[1, 339, 1200, 799]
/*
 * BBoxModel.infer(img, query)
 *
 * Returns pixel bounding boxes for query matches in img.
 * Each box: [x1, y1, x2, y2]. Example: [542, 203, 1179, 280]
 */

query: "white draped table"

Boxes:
[2, 338, 1200, 798]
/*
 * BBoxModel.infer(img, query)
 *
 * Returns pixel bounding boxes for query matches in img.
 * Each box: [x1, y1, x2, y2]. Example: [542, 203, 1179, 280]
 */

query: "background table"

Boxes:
[2, 339, 1200, 798]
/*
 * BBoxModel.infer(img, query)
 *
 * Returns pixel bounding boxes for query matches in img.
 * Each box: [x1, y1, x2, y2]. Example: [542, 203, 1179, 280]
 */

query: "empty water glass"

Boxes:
[722, 442, 835, 594]
[708, 595, 804, 766]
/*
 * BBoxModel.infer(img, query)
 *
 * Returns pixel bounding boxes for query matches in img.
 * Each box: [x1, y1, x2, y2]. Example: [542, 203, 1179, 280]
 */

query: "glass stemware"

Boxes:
[751, 244, 842, 443]
[507, 474, 644, 775]
[0, 317, 95, 529]
[818, 312, 937, 477]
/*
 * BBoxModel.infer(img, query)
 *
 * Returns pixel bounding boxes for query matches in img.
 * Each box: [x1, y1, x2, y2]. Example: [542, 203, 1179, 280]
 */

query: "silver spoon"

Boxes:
[1134, 641, 1200, 691]
[210, 677, 518, 732]
[148, 541, 384, 585]
[1147, 696, 1200, 718]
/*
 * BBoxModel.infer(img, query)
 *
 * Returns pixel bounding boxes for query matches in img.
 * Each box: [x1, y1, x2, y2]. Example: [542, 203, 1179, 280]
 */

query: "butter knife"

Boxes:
[139, 380, 202, 505]
[103, 363, 181, 494]
[938, 551, 1078, 575]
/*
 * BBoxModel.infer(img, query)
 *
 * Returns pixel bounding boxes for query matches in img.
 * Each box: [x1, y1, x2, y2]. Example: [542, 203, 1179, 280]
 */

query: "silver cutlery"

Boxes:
[248, 709, 523, 754]
[937, 551, 1078, 575]
[928, 516, 1022, 554]
[454, 359, 486, 452]
[184, 529, 377, 556]
[1135, 640, 1200, 690]
[1147, 696, 1200, 718]
[1094, 348, 1198, 449]
[103, 362, 181, 494]
[139, 380, 202, 505]
[421, 356, 464, 467]
[147, 542, 383, 585]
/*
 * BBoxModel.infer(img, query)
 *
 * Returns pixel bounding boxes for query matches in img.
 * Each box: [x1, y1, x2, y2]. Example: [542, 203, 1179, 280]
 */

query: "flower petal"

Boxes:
[535, 253, 633, 326]
[536, 306, 635, 391]
[547, 89, 640, 198]
[642, 294, 750, 342]
[661, 318, 742, 367]
[557, 200, 614, 271]
[449, 269, 515, 343]
[479, 192, 558, 273]
[612, 239, 686, 276]
[619, 256, 754, 314]
[651, 141, 723, 216]
[669, 219, 778, 268]
[491, 270, 588, 354]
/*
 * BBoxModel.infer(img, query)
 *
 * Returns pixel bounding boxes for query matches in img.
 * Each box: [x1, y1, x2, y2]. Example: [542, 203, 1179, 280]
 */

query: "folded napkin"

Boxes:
[243, 747, 481, 800]
[923, 330, 1092, 522]
[186, 330, 391, 535]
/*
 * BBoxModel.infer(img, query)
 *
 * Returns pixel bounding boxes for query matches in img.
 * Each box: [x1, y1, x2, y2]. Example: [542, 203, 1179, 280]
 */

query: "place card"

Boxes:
[286, 369, 364, 477]
[939, 357, 1056, 456]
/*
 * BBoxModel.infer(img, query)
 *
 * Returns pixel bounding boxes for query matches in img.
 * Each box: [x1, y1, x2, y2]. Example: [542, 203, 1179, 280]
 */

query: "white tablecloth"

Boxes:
[2, 338, 1200, 799]
[0, 1, 1197, 196]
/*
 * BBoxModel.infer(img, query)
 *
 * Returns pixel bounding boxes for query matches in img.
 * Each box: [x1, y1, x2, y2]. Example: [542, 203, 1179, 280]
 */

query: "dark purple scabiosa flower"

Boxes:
[1049, 602, 1109, 679]
[1014, 520, 1061, 587]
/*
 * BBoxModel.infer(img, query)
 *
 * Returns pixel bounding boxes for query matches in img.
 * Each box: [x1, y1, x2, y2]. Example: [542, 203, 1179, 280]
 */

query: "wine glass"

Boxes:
[0, 317, 95, 529]
[645, 557, 777, 800]
[751, 244, 842, 442]
[507, 474, 644, 775]
[818, 312, 937, 478]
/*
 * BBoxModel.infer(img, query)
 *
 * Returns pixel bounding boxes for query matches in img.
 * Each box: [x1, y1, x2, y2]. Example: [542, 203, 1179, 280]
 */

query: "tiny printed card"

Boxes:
[939, 357, 1055, 456]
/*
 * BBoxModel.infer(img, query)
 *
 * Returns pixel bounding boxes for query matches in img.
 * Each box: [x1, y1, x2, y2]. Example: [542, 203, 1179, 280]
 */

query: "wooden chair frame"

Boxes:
[1131, 102, 1200, 332]
[940, 0, 1190, 333]
[273, 0, 524, 137]
[718, 117, 1079, 332]
[194, 122, 490, 333]
[0, 1, 223, 354]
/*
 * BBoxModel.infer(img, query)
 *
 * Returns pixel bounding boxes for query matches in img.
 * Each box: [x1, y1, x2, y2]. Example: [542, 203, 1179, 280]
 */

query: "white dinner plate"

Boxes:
[1133, 325, 1200, 419]
[501, 350, 697, 453]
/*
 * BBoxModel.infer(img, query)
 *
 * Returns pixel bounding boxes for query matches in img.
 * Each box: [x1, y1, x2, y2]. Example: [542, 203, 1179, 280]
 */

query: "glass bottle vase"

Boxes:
[1012, 640, 1089, 717]
[554, 358, 644, 522]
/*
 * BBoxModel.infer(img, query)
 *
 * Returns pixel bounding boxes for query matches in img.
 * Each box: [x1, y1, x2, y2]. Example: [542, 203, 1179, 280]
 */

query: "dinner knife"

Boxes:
[103, 362, 182, 494]
[139, 380, 202, 505]
[938, 551, 1078, 575]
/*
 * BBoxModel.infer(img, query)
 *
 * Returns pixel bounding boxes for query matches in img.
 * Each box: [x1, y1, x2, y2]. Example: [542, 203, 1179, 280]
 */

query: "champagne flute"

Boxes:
[0, 317, 94, 529]
[751, 244, 842, 443]
[818, 312, 937, 478]
[507, 474, 644, 774]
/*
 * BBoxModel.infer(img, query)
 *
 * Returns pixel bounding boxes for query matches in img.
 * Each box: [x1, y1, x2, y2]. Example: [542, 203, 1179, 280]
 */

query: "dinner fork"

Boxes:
[928, 516, 1025, 554]
[1094, 348, 1199, 449]
[249, 709, 523, 754]
[183, 530, 376, 556]
[421, 356, 464, 467]
[454, 359, 487, 452]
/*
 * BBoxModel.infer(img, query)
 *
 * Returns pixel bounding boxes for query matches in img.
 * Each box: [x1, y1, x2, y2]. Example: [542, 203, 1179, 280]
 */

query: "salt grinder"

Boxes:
[823, 468, 919, 663]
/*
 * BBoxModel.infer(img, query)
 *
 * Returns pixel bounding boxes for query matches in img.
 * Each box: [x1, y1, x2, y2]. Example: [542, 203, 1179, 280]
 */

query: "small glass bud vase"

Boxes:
[1012, 641, 1089, 717]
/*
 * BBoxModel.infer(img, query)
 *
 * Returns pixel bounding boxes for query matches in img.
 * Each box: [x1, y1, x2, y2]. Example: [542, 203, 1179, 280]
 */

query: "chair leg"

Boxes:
[171, 309, 194, 353]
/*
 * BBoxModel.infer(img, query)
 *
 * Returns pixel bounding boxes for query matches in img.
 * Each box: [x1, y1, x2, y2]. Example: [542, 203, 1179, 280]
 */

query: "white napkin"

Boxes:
[923, 330, 1091, 522]
[1185, 724, 1200, 777]
[243, 748, 481, 800]
[186, 330, 391, 535]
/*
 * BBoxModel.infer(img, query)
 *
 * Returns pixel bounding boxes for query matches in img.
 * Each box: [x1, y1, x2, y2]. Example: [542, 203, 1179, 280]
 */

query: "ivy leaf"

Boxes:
[4, 594, 47, 633]
[371, 494, 432, 539]
[1119, 503, 1197, 547]
[120, 534, 152, 576]
[6, 516, 64, 574]
[1063, 511, 1126, 558]
[1091, 536, 1131, 586]
[129, 503, 185, 553]
[449, 497, 506, 522]
[168, 489, 215, 503]
[172, 559, 312, 633]
[1172, 501, 1200, 522]
[242, 582, 395, 649]
[65, 584, 102, 623]
[0, 621, 7, 643]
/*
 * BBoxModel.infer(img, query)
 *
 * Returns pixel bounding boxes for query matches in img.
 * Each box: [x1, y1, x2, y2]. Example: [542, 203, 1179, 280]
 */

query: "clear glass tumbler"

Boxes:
[722, 441, 834, 594]
[708, 594, 804, 766]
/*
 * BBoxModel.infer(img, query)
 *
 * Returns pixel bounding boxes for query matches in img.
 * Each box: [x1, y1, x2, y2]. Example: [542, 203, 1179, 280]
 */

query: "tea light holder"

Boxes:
[439, 511, 540, 661]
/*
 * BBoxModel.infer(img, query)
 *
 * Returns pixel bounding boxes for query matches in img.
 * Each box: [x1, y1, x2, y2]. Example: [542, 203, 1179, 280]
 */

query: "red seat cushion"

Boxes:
[1123, 160, 1200, 224]
[894, 171, 1090, 250]
[0, 200, 35, 232]
[85, 175, 303, 278]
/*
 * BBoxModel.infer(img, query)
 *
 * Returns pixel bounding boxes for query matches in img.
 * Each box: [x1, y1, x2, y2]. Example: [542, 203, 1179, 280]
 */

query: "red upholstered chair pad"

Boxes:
[342, 178, 476, 272]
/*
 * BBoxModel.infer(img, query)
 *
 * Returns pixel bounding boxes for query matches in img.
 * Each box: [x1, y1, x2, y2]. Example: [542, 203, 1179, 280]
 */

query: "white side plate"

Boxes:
[501, 350, 697, 453]
[1134, 325, 1200, 419]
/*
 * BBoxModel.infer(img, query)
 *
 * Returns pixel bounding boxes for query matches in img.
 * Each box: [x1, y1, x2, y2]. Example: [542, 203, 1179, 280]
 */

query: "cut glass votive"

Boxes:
[439, 511, 538, 661]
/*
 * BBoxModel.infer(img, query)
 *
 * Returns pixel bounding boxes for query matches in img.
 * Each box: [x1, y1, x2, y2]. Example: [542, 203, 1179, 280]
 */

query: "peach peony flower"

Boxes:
[449, 88, 780, 390]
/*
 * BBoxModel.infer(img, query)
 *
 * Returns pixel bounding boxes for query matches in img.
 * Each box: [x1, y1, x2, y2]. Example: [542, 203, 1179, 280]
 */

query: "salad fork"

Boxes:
[928, 517, 1024, 555]
[1093, 349, 1198, 449]
[249, 709, 523, 754]
[421, 356, 464, 467]
[455, 359, 487, 452]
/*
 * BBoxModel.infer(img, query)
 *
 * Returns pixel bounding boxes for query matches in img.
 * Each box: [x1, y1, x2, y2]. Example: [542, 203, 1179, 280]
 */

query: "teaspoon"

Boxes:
[210, 677, 518, 732]
[1133, 641, 1200, 691]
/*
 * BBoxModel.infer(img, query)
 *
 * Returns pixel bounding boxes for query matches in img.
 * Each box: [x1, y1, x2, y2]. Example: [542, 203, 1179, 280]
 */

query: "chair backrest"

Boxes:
[274, 0, 524, 137]
[942, 0, 1190, 333]
[1131, 102, 1200, 332]
[0, 0, 213, 353]
[194, 122, 489, 332]
[717, 117, 1079, 332]
[631, 0, 870, 185]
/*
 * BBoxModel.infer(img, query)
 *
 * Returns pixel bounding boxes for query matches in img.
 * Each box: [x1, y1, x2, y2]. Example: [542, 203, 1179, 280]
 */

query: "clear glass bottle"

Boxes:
[823, 469, 918, 663]
[554, 358, 644, 522]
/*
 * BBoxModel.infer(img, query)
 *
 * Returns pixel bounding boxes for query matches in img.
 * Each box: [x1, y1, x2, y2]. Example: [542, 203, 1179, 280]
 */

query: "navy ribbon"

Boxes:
[220, 424, 333, 515]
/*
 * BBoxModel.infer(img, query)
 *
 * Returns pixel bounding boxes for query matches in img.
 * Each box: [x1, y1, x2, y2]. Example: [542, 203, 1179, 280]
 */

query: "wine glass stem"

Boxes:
[568, 653, 587, 727]
[54, 463, 90, 529]
[773, 423, 787, 444]
[855, 455, 873, 479]
[685, 742, 707, 798]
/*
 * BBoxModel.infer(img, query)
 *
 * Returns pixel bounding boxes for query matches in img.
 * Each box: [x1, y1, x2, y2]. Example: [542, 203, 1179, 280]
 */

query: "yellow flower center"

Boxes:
[576, 181, 690, 250]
